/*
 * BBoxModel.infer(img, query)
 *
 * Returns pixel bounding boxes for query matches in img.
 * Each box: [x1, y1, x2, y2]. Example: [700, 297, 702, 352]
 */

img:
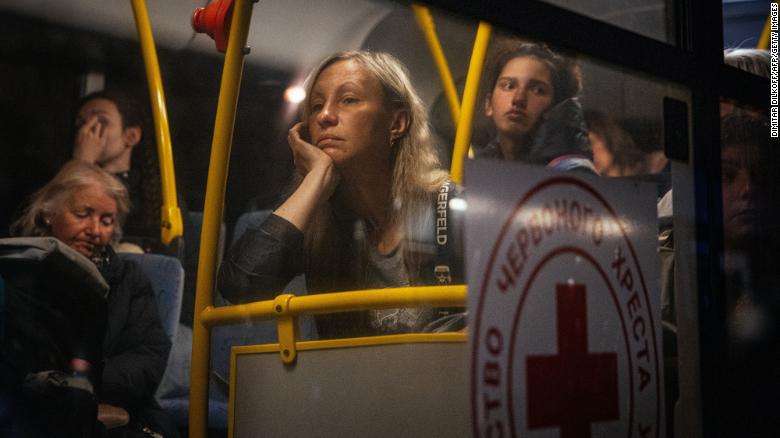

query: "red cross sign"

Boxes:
[468, 162, 663, 438]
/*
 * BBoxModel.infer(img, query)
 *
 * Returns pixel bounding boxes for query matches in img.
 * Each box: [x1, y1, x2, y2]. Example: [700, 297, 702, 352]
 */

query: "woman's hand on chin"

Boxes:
[288, 123, 340, 193]
[289, 123, 329, 174]
[273, 123, 341, 231]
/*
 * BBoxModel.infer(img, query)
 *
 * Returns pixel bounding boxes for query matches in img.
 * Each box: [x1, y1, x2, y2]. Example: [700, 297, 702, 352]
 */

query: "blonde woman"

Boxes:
[218, 51, 463, 338]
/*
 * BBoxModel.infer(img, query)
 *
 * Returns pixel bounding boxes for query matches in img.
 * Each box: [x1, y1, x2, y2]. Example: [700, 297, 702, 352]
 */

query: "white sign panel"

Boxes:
[466, 160, 664, 438]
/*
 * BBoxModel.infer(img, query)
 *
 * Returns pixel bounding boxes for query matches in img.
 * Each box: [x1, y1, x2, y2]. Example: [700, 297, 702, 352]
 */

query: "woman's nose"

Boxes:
[85, 217, 101, 238]
[734, 171, 755, 200]
[317, 102, 337, 126]
[740, 177, 754, 198]
[512, 88, 528, 107]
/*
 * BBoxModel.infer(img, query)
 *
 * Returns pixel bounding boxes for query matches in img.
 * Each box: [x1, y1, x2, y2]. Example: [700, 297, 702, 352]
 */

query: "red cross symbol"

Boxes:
[526, 283, 619, 438]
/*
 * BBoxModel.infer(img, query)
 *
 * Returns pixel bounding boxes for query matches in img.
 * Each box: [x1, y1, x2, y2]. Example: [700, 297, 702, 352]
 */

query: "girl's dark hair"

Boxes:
[584, 110, 647, 175]
[484, 41, 582, 106]
[78, 90, 162, 233]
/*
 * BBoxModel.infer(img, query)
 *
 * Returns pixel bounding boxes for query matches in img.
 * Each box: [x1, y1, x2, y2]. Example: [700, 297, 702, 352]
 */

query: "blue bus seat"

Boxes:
[117, 253, 183, 342]
[181, 211, 226, 326]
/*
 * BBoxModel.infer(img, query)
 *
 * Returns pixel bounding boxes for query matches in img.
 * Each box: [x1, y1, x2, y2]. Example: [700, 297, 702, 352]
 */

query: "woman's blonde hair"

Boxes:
[300, 50, 449, 291]
[11, 160, 130, 243]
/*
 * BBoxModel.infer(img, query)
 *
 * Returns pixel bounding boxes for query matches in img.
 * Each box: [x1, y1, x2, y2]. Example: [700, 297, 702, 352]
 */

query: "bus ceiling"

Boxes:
[0, 0, 393, 72]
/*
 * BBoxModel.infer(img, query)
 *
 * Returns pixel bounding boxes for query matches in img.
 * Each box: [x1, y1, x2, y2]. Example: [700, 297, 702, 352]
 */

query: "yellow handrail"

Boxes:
[200, 285, 467, 328]
[757, 7, 773, 50]
[412, 4, 461, 126]
[451, 21, 492, 184]
[129, 0, 183, 245]
[189, 0, 255, 436]
[412, 4, 479, 164]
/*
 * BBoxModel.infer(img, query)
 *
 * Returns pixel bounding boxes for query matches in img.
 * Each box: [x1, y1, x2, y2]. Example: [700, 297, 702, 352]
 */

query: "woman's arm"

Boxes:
[218, 214, 306, 303]
[216, 123, 339, 303]
[273, 123, 340, 231]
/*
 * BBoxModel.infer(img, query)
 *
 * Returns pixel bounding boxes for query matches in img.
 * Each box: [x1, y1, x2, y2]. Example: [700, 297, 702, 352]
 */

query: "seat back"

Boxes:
[185, 211, 227, 269]
[117, 253, 184, 342]
[180, 211, 227, 326]
[231, 210, 273, 245]
[231, 335, 469, 437]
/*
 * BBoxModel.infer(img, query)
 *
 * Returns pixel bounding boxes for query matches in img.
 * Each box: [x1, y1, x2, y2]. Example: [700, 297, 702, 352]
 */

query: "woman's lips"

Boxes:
[505, 110, 527, 123]
[732, 208, 757, 220]
[72, 240, 96, 256]
[316, 135, 344, 147]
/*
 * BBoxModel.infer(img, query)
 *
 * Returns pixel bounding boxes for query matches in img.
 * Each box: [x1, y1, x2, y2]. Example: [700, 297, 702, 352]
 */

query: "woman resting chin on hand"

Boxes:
[218, 51, 464, 339]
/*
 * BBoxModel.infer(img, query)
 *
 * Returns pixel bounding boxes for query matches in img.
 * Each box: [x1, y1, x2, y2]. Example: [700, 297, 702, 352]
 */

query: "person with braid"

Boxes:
[73, 90, 164, 253]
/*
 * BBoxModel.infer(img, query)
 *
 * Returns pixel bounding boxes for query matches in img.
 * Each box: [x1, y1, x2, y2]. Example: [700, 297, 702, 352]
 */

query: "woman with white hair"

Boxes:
[11, 160, 177, 437]
[218, 51, 463, 338]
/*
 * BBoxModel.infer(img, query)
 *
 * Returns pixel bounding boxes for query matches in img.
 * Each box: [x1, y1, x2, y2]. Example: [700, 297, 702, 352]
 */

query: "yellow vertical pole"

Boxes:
[129, 0, 183, 245]
[412, 3, 461, 126]
[189, 0, 255, 436]
[757, 6, 774, 50]
[450, 22, 492, 184]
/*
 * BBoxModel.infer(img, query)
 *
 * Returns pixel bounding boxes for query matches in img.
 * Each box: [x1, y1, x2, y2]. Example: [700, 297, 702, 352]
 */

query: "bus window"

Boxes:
[470, 32, 685, 187]
[465, 27, 699, 438]
[716, 103, 779, 437]
[535, 0, 675, 44]
[722, 0, 773, 51]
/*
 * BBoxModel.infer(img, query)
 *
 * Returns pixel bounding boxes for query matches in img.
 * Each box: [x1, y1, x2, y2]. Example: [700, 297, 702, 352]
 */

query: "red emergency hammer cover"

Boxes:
[191, 0, 234, 53]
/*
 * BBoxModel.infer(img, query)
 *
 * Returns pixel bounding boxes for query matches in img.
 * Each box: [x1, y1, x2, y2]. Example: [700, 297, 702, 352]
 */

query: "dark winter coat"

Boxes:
[98, 249, 174, 436]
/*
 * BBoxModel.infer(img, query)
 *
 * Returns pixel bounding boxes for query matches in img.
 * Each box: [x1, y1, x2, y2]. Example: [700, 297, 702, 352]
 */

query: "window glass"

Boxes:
[722, 0, 774, 75]
[1, 0, 721, 436]
[717, 100, 779, 437]
[470, 31, 683, 188]
[225, 1, 695, 435]
[723, 0, 772, 49]
[539, 0, 675, 44]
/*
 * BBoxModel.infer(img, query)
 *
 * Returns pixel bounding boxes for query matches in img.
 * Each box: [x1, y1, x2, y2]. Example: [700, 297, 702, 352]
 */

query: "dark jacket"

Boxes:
[217, 183, 465, 338]
[98, 249, 171, 421]
[476, 97, 597, 173]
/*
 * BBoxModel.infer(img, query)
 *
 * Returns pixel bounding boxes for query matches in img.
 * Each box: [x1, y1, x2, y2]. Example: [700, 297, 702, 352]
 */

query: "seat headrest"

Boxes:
[0, 237, 109, 294]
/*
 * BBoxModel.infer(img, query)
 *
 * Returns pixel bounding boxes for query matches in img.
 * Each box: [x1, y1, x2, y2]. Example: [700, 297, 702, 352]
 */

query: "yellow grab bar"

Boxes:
[413, 4, 477, 162]
[451, 21, 492, 184]
[757, 8, 773, 50]
[199, 285, 467, 328]
[129, 0, 183, 245]
[412, 4, 461, 126]
[189, 0, 255, 436]
[202, 285, 467, 366]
